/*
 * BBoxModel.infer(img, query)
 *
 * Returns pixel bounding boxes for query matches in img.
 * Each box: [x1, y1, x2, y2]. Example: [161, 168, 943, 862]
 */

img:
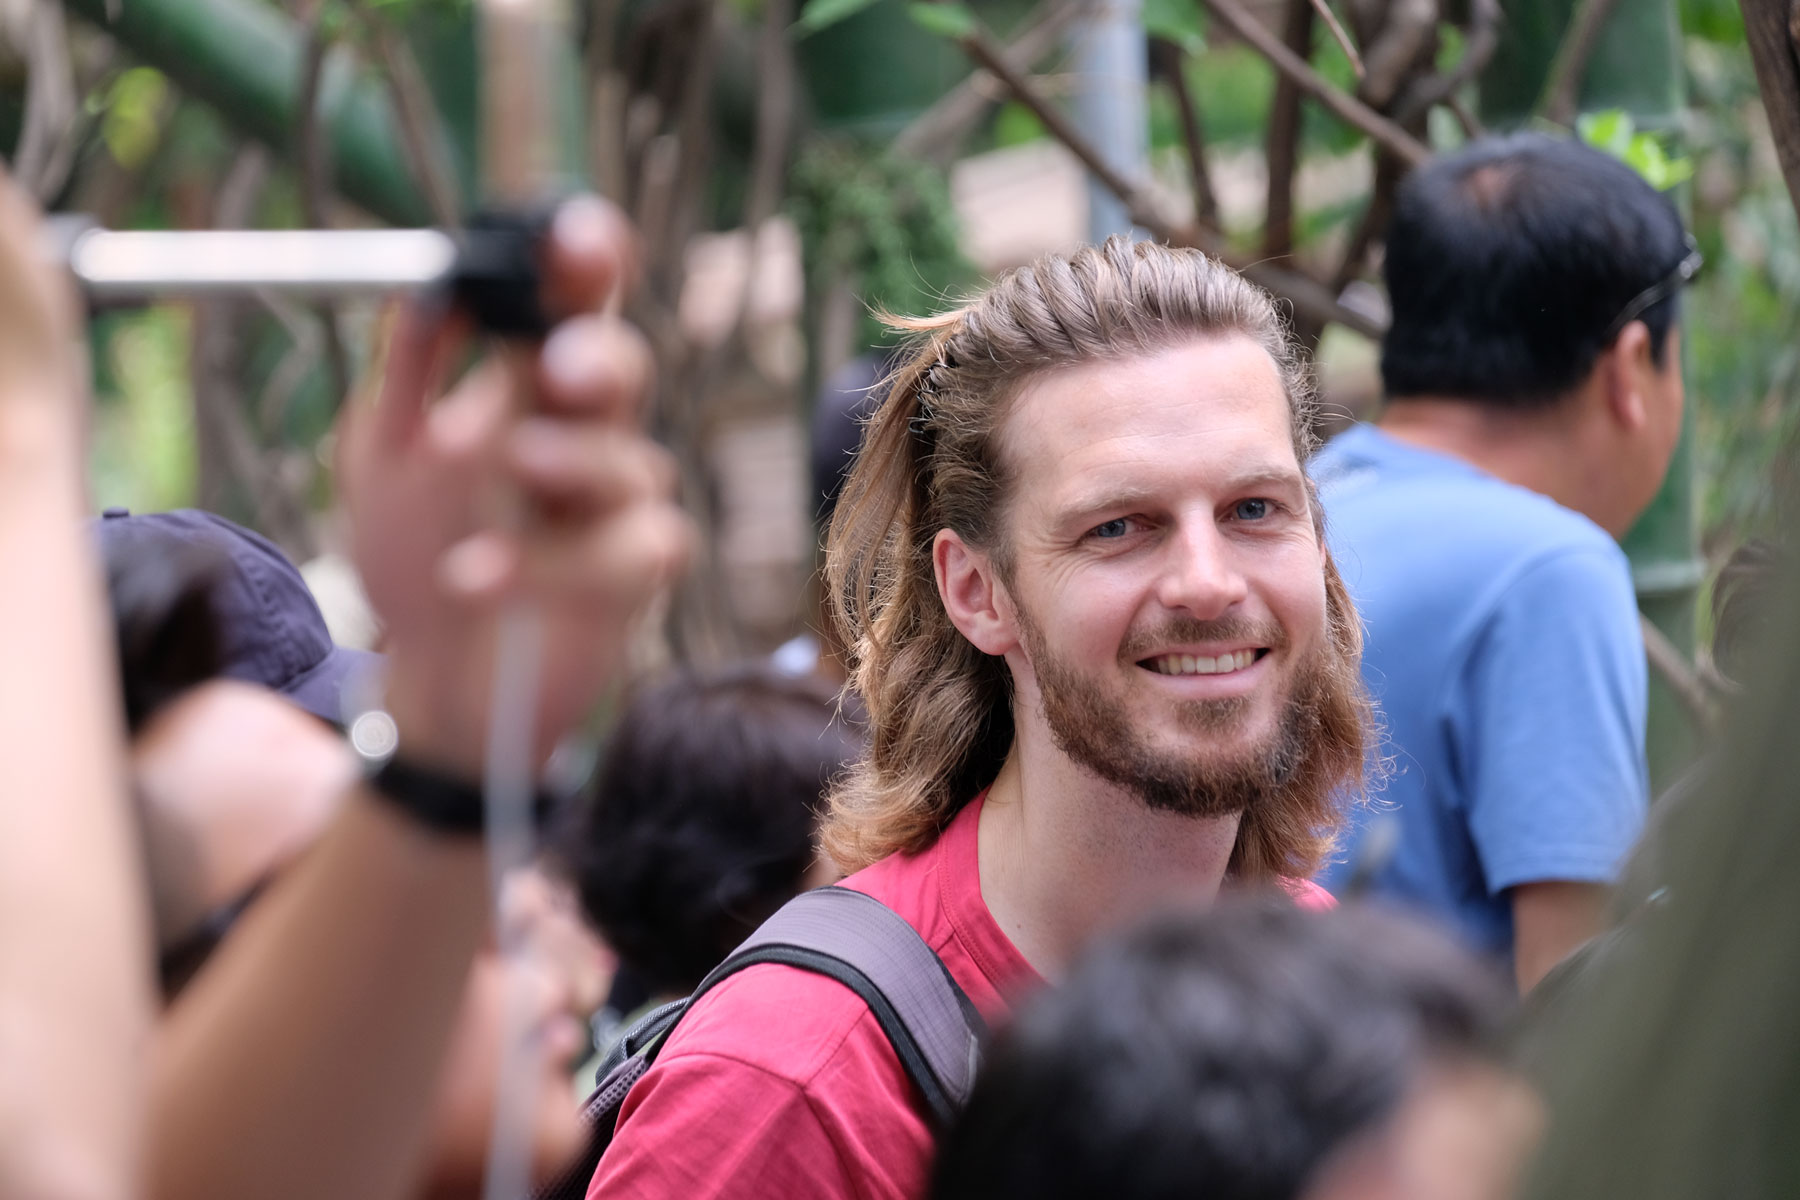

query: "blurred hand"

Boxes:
[337, 195, 690, 775]
[0, 168, 84, 429]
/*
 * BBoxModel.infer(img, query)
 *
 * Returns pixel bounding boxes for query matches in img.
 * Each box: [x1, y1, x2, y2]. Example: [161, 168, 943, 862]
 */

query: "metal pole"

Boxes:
[1068, 0, 1149, 244]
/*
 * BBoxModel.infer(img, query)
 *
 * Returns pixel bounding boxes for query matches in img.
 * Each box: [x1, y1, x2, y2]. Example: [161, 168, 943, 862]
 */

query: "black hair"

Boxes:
[1382, 133, 1690, 409]
[562, 665, 864, 995]
[931, 898, 1512, 1200]
[103, 532, 228, 735]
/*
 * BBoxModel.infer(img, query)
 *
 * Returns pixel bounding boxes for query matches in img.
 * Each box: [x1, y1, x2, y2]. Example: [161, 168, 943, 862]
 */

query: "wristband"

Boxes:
[347, 707, 556, 836]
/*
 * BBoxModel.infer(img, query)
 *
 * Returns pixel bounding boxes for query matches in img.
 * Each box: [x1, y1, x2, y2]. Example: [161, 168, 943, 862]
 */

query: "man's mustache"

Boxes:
[1120, 617, 1289, 660]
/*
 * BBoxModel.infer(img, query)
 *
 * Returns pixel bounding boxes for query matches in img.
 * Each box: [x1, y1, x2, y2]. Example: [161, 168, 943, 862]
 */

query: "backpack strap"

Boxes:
[533, 887, 986, 1200]
[672, 886, 987, 1128]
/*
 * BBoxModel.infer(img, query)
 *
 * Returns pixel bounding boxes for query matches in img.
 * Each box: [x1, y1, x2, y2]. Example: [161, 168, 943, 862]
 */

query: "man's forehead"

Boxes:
[996, 336, 1299, 493]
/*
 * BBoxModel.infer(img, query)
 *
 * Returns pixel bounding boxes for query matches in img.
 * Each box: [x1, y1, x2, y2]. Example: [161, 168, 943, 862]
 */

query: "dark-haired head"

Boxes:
[103, 533, 229, 734]
[562, 665, 864, 995]
[932, 899, 1521, 1200]
[1383, 133, 1691, 409]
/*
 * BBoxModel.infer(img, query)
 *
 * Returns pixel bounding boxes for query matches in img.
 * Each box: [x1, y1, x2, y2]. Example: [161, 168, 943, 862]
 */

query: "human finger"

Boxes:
[368, 298, 471, 451]
[0, 169, 82, 394]
[540, 194, 638, 318]
[536, 314, 653, 423]
[506, 422, 677, 517]
[443, 500, 692, 607]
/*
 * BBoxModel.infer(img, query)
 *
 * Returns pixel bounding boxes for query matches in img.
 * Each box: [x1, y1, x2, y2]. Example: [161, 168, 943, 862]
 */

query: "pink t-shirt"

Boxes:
[589, 795, 1333, 1199]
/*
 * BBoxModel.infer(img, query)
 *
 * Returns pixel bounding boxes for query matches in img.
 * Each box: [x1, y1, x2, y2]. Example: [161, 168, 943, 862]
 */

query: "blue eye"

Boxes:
[1091, 518, 1131, 539]
[1234, 499, 1270, 521]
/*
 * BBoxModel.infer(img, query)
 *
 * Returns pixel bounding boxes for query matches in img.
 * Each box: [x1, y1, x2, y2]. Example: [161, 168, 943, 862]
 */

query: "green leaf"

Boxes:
[1577, 108, 1635, 157]
[794, 0, 883, 37]
[1143, 0, 1204, 54]
[1578, 108, 1694, 192]
[906, 2, 976, 40]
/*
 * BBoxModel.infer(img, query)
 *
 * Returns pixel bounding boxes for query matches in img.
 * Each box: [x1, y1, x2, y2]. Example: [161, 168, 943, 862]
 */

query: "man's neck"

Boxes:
[975, 724, 1239, 980]
[1376, 396, 1611, 529]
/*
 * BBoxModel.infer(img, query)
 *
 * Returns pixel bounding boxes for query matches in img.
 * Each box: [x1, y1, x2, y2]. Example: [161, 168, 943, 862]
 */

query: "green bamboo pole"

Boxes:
[1477, 0, 1702, 789]
[63, 0, 456, 226]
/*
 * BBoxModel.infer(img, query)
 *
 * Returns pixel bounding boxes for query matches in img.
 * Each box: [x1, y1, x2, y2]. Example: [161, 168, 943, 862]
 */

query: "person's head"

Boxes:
[417, 866, 604, 1200]
[1711, 538, 1782, 688]
[1382, 134, 1694, 531]
[567, 664, 863, 995]
[98, 507, 380, 724]
[135, 679, 355, 994]
[822, 236, 1371, 879]
[932, 899, 1532, 1200]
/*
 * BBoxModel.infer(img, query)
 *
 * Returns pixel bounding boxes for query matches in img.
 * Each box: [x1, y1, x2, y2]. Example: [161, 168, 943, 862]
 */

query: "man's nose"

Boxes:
[1155, 521, 1248, 620]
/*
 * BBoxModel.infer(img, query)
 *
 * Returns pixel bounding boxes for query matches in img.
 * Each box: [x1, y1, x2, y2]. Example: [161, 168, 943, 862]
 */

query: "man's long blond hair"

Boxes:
[821, 237, 1370, 877]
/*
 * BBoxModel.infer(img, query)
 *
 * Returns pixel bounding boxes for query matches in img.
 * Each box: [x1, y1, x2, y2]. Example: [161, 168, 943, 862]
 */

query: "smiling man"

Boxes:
[588, 237, 1375, 1200]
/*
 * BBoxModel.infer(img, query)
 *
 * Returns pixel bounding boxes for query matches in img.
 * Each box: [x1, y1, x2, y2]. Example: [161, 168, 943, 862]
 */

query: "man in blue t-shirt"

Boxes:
[1313, 134, 1698, 990]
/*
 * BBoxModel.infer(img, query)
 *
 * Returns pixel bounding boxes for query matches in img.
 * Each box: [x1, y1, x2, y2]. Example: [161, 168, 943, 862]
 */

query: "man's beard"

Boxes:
[1018, 611, 1331, 821]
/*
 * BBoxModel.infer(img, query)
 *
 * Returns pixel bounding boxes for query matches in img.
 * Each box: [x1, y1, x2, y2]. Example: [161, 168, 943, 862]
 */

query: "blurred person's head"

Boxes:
[1711, 538, 1782, 687]
[567, 665, 862, 996]
[98, 507, 380, 724]
[822, 236, 1370, 878]
[134, 680, 354, 994]
[417, 867, 606, 1200]
[1381, 134, 1693, 535]
[932, 900, 1532, 1200]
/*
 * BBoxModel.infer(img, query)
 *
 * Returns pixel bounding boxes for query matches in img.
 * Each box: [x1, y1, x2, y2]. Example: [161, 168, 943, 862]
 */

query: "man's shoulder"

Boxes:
[1321, 430, 1625, 589]
[657, 960, 901, 1088]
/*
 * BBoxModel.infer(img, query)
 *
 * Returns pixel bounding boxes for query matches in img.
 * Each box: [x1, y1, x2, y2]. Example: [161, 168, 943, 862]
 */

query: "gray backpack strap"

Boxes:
[531, 887, 986, 1200]
[698, 886, 987, 1125]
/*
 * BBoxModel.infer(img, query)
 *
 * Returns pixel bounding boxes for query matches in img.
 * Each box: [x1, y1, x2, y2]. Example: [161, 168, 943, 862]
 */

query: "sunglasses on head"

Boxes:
[1600, 233, 1704, 344]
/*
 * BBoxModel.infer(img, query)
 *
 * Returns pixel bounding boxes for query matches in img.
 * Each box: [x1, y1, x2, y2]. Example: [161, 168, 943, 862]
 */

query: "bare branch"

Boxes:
[960, 26, 1386, 339]
[1308, 0, 1364, 79]
[1538, 0, 1626, 126]
[194, 146, 320, 559]
[1198, 0, 1430, 167]
[742, 0, 795, 230]
[296, 8, 333, 229]
[14, 0, 85, 202]
[584, 0, 629, 198]
[1149, 38, 1219, 229]
[346, 0, 462, 227]
[894, 0, 1086, 163]
[1263, 0, 1315, 259]
[295, 3, 351, 407]
[1393, 0, 1500, 127]
[1354, 0, 1434, 109]
[1739, 0, 1800, 231]
[1642, 614, 1720, 736]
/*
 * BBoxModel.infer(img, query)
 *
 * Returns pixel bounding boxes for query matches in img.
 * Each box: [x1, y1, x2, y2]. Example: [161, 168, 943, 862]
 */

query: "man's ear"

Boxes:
[1602, 321, 1655, 433]
[934, 529, 1018, 656]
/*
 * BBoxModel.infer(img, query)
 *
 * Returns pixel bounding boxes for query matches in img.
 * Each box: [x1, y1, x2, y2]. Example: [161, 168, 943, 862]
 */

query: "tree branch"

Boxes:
[959, 26, 1385, 339]
[346, 0, 462, 228]
[893, 0, 1086, 163]
[13, 0, 83, 202]
[1308, 0, 1363, 79]
[1199, 0, 1429, 167]
[1538, 0, 1626, 126]
[1642, 614, 1719, 737]
[1263, 0, 1316, 259]
[1150, 38, 1220, 229]
[1393, 0, 1500, 128]
[295, 4, 351, 407]
[1738, 0, 1800, 231]
[1354, 0, 1434, 109]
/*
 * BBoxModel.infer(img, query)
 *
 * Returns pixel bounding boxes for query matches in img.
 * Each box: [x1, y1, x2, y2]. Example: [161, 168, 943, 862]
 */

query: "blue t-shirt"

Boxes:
[1311, 424, 1649, 957]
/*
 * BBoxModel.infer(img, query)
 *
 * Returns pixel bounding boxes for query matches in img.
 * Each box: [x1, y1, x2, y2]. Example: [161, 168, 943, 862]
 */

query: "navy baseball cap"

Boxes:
[96, 507, 380, 724]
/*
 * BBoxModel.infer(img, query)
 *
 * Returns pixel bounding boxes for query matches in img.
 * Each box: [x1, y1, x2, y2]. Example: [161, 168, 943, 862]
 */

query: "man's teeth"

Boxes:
[1148, 650, 1258, 676]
